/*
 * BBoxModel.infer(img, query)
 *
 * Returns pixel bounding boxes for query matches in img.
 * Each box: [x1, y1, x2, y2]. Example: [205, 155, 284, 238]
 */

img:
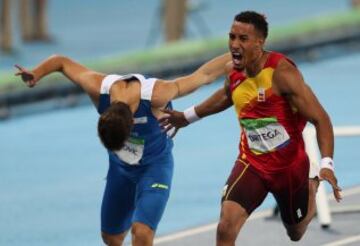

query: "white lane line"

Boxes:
[154, 209, 272, 244]
[322, 234, 360, 246]
[154, 223, 217, 244]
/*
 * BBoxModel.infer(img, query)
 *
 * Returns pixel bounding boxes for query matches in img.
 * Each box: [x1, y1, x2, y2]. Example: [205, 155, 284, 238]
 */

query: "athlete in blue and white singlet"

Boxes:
[98, 74, 174, 233]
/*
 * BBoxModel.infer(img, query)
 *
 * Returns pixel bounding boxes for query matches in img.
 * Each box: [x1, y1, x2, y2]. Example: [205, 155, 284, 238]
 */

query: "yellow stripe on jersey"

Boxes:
[231, 67, 275, 116]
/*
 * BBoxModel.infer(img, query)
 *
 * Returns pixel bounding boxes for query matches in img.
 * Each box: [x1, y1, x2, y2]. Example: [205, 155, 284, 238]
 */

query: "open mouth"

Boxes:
[232, 52, 243, 66]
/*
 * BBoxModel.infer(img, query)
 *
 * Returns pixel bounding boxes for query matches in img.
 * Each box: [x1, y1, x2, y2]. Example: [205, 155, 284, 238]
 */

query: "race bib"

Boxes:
[114, 137, 145, 165]
[241, 118, 290, 154]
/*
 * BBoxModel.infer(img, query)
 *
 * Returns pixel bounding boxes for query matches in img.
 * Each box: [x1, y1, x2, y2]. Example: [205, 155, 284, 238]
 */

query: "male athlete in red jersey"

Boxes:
[160, 11, 341, 244]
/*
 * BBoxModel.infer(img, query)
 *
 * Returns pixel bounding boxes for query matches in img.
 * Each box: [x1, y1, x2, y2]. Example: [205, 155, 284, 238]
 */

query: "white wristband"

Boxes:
[320, 157, 334, 171]
[183, 106, 200, 124]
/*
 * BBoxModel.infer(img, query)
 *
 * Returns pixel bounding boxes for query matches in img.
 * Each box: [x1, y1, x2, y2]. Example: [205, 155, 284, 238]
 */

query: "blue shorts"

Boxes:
[101, 154, 173, 234]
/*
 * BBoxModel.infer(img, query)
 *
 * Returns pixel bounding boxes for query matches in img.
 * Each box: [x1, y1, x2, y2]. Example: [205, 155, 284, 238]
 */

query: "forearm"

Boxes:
[172, 53, 231, 98]
[32, 54, 66, 80]
[195, 52, 231, 84]
[313, 113, 334, 158]
[32, 54, 96, 87]
[195, 88, 232, 118]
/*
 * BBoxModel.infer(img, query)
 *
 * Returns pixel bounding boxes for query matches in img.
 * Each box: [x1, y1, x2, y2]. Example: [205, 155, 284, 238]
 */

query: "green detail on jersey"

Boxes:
[128, 137, 145, 145]
[240, 117, 277, 130]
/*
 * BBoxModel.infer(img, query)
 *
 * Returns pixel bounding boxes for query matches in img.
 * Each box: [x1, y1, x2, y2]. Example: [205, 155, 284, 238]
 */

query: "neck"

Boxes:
[110, 81, 139, 114]
[110, 82, 128, 102]
[246, 50, 266, 77]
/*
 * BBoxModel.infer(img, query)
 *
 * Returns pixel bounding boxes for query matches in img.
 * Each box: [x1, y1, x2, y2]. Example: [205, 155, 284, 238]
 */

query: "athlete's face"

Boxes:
[228, 21, 264, 70]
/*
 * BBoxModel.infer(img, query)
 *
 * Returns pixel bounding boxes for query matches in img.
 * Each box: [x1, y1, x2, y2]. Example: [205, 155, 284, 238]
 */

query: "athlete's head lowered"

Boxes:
[97, 101, 133, 151]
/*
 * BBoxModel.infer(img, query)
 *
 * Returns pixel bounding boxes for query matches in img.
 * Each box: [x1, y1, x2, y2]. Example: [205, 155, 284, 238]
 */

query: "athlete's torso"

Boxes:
[97, 74, 173, 167]
[229, 51, 307, 173]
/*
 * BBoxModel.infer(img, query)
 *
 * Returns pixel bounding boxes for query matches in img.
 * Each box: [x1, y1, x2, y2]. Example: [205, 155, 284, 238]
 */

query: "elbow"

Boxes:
[49, 54, 69, 71]
[49, 54, 66, 60]
[50, 54, 70, 63]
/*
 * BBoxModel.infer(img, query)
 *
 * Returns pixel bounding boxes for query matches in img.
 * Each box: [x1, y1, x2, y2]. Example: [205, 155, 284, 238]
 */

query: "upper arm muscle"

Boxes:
[273, 59, 326, 123]
[150, 80, 177, 108]
[61, 57, 105, 104]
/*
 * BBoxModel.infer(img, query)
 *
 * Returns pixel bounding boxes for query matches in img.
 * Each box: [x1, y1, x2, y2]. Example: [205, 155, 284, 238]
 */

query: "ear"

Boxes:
[257, 37, 265, 47]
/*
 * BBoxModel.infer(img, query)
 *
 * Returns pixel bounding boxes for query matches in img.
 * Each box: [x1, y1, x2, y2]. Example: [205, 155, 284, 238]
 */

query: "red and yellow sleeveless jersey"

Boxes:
[229, 51, 307, 173]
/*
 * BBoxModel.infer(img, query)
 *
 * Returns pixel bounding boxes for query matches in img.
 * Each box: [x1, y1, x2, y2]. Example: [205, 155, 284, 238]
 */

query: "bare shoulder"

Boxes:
[150, 79, 176, 108]
[82, 70, 105, 86]
[273, 58, 304, 95]
[152, 79, 168, 94]
[79, 71, 104, 94]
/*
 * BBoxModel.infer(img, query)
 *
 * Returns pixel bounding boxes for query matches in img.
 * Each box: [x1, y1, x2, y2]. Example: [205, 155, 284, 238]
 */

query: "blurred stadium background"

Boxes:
[1, 1, 360, 245]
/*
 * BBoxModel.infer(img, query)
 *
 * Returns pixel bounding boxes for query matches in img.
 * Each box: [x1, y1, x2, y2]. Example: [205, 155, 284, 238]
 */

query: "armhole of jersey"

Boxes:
[229, 69, 246, 93]
[101, 73, 157, 101]
[138, 76, 157, 101]
[100, 74, 124, 94]
[265, 51, 297, 69]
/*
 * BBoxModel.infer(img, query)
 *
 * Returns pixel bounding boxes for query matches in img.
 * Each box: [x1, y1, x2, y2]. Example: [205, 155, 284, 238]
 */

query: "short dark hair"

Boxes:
[234, 11, 268, 39]
[97, 101, 133, 151]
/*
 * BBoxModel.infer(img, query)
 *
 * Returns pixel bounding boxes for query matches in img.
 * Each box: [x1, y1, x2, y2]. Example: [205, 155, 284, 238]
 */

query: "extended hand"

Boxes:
[14, 64, 37, 88]
[159, 109, 189, 138]
[320, 168, 342, 202]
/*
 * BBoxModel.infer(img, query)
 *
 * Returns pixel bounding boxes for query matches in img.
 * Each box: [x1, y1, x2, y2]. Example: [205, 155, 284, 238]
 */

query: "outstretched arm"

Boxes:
[172, 52, 232, 98]
[15, 55, 105, 105]
[152, 53, 232, 107]
[273, 58, 341, 202]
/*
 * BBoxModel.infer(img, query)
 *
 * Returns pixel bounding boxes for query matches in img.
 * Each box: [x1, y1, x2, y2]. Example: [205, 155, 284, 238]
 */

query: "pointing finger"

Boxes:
[14, 64, 24, 71]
